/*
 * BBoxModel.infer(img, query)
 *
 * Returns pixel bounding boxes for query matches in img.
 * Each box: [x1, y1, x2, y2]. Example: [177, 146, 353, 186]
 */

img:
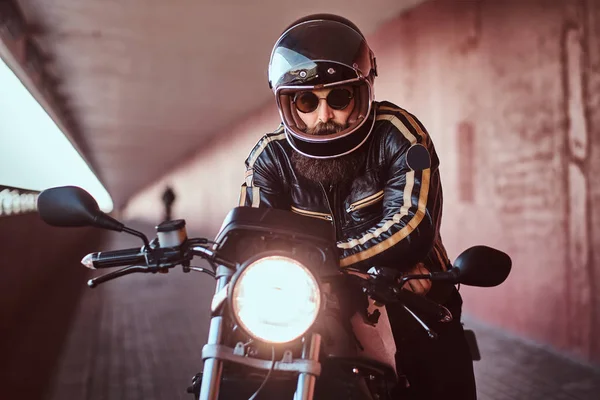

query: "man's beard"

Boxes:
[291, 121, 366, 186]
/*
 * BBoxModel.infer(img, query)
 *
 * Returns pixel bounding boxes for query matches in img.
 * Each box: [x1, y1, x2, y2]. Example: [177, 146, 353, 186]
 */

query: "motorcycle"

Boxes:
[38, 186, 511, 400]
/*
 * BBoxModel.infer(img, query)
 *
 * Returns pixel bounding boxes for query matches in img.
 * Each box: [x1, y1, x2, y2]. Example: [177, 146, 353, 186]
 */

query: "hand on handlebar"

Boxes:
[401, 263, 431, 295]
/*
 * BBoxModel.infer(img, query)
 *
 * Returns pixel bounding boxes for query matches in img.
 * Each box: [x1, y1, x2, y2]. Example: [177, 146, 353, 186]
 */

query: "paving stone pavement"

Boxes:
[44, 227, 600, 400]
[464, 316, 600, 400]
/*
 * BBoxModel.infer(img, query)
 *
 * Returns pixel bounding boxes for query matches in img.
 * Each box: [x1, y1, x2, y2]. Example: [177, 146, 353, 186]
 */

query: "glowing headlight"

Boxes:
[230, 255, 321, 344]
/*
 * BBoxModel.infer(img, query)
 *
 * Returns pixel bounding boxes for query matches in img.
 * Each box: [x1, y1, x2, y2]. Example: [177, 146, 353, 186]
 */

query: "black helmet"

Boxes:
[268, 14, 378, 159]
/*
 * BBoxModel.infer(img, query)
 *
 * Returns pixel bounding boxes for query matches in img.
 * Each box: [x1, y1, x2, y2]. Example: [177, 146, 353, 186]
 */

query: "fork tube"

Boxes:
[199, 266, 232, 400]
[295, 333, 322, 400]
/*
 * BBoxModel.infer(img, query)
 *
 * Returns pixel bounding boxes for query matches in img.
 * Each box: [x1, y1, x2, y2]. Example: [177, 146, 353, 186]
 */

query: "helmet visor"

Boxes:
[268, 20, 374, 89]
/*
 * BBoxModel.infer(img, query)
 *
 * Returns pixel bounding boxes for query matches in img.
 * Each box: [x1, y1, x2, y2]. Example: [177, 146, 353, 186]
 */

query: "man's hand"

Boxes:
[401, 262, 431, 295]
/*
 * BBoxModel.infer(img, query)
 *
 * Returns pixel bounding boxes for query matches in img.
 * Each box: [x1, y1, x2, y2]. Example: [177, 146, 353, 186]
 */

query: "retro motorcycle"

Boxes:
[38, 186, 511, 400]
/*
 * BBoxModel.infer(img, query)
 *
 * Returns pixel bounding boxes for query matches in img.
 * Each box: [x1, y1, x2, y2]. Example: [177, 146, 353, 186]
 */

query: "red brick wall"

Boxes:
[124, 0, 600, 364]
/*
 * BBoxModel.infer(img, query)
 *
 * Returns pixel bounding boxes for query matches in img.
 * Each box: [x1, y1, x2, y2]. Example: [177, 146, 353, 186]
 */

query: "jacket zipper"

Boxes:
[319, 183, 337, 235]
[346, 190, 384, 213]
[291, 206, 333, 222]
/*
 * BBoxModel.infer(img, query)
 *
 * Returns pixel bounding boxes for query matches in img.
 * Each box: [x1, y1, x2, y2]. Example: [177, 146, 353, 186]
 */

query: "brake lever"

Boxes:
[87, 265, 160, 288]
[394, 287, 453, 323]
[350, 269, 451, 320]
[341, 267, 452, 339]
[185, 266, 216, 278]
[401, 304, 438, 340]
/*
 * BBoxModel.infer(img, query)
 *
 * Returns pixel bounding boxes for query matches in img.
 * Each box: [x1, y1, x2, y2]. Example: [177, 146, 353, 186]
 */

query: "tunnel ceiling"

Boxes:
[13, 0, 424, 208]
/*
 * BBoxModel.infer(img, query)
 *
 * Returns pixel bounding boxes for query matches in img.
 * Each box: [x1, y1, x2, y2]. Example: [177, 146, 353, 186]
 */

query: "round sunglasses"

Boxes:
[293, 88, 354, 113]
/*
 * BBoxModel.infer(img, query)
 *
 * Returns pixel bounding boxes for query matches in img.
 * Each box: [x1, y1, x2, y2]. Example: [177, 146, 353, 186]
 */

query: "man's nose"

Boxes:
[317, 99, 334, 123]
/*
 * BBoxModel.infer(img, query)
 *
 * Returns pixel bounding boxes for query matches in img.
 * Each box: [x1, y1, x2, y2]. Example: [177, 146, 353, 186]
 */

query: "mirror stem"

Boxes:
[429, 269, 460, 283]
[122, 226, 151, 248]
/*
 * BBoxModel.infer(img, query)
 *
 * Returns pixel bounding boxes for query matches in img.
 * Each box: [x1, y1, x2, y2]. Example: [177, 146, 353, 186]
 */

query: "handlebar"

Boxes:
[80, 239, 233, 288]
[81, 247, 147, 269]
[81, 239, 451, 325]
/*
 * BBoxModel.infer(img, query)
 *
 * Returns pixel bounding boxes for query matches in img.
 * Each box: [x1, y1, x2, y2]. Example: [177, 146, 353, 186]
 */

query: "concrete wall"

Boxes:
[124, 0, 600, 364]
[0, 213, 106, 399]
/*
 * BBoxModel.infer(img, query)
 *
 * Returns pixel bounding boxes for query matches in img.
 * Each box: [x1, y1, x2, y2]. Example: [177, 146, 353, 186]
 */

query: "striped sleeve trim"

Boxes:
[338, 170, 416, 249]
[336, 106, 433, 266]
[338, 168, 430, 267]
[247, 127, 286, 169]
[377, 105, 430, 146]
[238, 185, 246, 206]
[244, 126, 285, 205]
[251, 186, 261, 208]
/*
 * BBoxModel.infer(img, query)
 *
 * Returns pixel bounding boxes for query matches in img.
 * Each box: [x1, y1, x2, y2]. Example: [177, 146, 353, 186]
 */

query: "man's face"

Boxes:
[290, 85, 366, 186]
[294, 86, 355, 133]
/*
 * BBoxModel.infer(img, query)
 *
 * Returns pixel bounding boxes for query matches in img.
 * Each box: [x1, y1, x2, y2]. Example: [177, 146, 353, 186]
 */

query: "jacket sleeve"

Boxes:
[337, 110, 440, 271]
[238, 133, 290, 210]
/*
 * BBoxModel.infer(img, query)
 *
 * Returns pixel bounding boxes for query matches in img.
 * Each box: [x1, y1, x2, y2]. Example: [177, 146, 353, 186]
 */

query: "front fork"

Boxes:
[294, 333, 322, 400]
[198, 266, 231, 400]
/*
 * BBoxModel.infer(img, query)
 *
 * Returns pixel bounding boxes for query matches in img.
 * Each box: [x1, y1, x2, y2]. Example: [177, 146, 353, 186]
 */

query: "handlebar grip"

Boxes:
[81, 247, 146, 269]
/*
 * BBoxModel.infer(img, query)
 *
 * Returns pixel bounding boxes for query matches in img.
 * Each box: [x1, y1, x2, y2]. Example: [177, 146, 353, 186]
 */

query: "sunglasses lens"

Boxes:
[295, 92, 319, 113]
[327, 89, 353, 110]
[293, 88, 353, 113]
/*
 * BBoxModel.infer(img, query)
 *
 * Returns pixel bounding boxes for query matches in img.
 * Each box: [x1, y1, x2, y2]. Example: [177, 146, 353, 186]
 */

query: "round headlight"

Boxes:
[230, 255, 321, 344]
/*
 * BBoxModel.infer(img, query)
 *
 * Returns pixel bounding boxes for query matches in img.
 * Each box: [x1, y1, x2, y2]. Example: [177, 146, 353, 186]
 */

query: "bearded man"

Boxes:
[239, 13, 477, 400]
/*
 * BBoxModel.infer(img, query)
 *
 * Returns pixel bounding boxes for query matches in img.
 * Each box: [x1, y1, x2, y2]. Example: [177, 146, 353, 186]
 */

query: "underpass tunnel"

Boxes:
[1, 1, 600, 399]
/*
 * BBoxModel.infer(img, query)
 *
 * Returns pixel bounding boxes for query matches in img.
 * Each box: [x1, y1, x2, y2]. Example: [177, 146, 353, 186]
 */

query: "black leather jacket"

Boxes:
[240, 101, 451, 285]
